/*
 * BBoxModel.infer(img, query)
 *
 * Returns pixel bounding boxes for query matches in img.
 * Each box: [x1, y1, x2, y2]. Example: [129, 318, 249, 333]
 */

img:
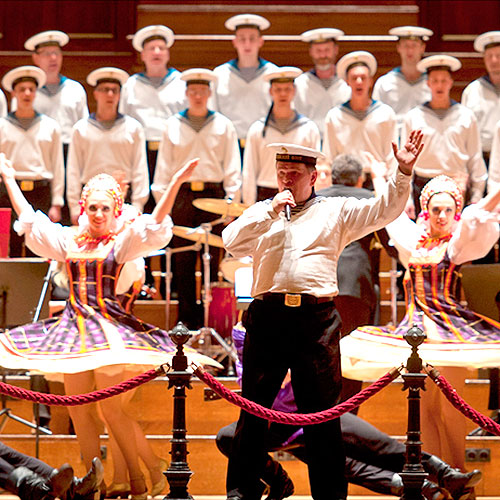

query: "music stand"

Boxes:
[460, 263, 500, 321]
[0, 258, 52, 456]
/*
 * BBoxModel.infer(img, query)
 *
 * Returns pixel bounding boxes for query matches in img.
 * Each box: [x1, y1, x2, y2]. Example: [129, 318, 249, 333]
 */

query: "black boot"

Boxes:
[424, 456, 482, 500]
[68, 457, 104, 500]
[261, 457, 294, 500]
[8, 465, 74, 500]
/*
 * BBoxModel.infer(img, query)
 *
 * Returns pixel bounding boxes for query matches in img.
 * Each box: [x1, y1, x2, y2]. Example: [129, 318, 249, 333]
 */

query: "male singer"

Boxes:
[221, 134, 422, 500]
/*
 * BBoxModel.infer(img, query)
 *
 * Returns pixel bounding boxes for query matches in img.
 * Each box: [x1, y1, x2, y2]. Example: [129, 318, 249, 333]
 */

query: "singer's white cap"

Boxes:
[474, 31, 500, 53]
[24, 30, 69, 51]
[132, 25, 174, 52]
[225, 14, 270, 32]
[388, 26, 433, 41]
[336, 51, 377, 80]
[263, 67, 302, 83]
[300, 28, 344, 43]
[180, 68, 217, 85]
[417, 54, 461, 73]
[87, 67, 129, 87]
[268, 143, 325, 166]
[2, 66, 46, 92]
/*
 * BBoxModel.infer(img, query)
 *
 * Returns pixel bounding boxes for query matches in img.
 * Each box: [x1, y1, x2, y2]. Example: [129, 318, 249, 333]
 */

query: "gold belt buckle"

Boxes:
[191, 181, 204, 191]
[284, 293, 301, 307]
[20, 180, 34, 191]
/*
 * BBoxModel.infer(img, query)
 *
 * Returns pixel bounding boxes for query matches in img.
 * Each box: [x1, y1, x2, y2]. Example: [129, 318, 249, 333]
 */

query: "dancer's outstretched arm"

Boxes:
[151, 158, 198, 224]
[0, 153, 31, 217]
[480, 183, 500, 212]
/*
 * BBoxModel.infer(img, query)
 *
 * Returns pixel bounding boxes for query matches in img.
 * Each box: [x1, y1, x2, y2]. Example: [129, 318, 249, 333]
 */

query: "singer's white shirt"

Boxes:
[223, 169, 411, 298]
[0, 113, 65, 206]
[119, 70, 187, 142]
[323, 100, 398, 176]
[402, 102, 487, 202]
[372, 68, 430, 124]
[293, 71, 351, 138]
[66, 114, 149, 217]
[212, 58, 278, 139]
[12, 77, 89, 144]
[152, 110, 241, 201]
[462, 76, 500, 153]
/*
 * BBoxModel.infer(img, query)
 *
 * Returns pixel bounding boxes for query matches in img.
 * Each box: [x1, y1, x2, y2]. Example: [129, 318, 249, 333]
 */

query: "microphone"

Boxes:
[284, 204, 291, 221]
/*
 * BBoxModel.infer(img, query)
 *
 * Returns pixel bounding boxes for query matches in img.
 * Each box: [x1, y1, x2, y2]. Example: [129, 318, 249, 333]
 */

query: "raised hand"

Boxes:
[272, 189, 295, 216]
[173, 158, 199, 185]
[392, 129, 424, 175]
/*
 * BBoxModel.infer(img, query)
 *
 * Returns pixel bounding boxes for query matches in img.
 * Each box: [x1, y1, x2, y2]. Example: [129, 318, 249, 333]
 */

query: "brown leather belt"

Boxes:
[258, 292, 334, 308]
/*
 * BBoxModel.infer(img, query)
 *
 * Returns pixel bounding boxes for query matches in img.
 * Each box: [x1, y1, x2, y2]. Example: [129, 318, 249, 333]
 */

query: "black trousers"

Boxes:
[170, 182, 225, 330]
[227, 298, 346, 500]
[0, 441, 53, 492]
[218, 411, 433, 495]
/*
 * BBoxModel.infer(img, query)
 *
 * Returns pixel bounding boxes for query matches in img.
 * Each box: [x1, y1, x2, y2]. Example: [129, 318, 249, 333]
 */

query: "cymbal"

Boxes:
[173, 225, 224, 248]
[193, 198, 248, 217]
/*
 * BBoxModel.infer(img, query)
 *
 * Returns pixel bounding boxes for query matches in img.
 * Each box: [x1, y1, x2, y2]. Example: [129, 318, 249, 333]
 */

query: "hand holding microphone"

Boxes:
[272, 189, 295, 221]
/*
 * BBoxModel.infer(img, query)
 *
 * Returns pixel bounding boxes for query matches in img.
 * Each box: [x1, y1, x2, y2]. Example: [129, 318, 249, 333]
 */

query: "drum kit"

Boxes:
[158, 198, 251, 370]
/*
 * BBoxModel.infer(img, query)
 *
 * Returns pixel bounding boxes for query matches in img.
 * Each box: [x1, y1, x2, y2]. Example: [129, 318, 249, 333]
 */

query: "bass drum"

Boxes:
[219, 255, 253, 283]
[208, 282, 238, 338]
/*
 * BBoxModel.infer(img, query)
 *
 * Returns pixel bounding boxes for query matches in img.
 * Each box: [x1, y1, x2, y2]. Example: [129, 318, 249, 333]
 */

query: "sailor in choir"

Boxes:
[402, 54, 487, 213]
[372, 26, 433, 128]
[462, 31, 500, 164]
[323, 51, 398, 178]
[66, 67, 149, 224]
[0, 65, 64, 255]
[242, 66, 321, 204]
[22, 30, 89, 157]
[212, 14, 278, 143]
[293, 28, 351, 138]
[152, 68, 241, 329]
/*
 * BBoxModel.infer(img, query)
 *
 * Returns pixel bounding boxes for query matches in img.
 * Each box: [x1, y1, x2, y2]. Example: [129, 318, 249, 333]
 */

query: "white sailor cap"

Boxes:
[224, 14, 270, 32]
[180, 68, 218, 85]
[2, 65, 46, 92]
[24, 30, 69, 51]
[87, 67, 129, 87]
[474, 31, 500, 53]
[132, 25, 174, 52]
[300, 28, 344, 44]
[267, 143, 325, 167]
[264, 67, 303, 83]
[416, 54, 462, 73]
[388, 26, 433, 41]
[336, 51, 377, 80]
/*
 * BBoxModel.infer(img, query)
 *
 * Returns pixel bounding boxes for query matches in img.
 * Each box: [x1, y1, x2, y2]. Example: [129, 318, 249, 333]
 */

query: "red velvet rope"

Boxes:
[0, 367, 162, 406]
[194, 365, 402, 425]
[428, 367, 500, 436]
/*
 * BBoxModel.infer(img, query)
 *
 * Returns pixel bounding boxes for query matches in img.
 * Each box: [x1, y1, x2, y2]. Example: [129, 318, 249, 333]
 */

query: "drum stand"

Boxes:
[196, 223, 238, 371]
[163, 242, 202, 330]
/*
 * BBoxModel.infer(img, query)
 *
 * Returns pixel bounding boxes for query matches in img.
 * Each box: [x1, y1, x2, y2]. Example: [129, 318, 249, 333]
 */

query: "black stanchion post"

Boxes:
[400, 324, 428, 500]
[164, 322, 194, 500]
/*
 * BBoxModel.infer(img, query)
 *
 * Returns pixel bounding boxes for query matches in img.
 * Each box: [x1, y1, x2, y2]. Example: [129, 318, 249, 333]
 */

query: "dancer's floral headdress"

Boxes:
[79, 173, 124, 217]
[419, 175, 464, 219]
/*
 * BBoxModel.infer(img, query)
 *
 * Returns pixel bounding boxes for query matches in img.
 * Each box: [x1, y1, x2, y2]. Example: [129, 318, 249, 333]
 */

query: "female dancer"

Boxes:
[0, 154, 217, 499]
[341, 173, 500, 470]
